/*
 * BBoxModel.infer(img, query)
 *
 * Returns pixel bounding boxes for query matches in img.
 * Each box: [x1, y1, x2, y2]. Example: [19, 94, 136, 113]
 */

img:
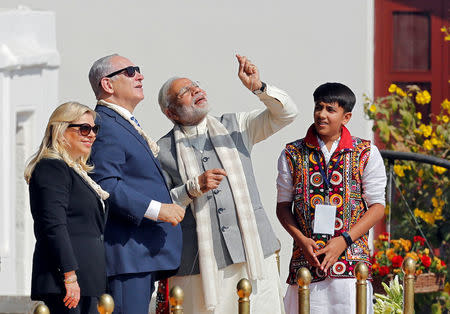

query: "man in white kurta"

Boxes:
[156, 54, 297, 313]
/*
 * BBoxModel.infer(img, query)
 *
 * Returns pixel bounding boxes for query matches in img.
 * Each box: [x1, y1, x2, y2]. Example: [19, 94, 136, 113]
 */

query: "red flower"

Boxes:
[379, 266, 390, 276]
[441, 260, 446, 267]
[413, 236, 425, 246]
[421, 255, 432, 268]
[392, 255, 404, 268]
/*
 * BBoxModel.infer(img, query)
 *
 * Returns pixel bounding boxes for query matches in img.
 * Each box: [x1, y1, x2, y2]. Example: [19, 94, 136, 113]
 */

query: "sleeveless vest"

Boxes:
[285, 125, 372, 284]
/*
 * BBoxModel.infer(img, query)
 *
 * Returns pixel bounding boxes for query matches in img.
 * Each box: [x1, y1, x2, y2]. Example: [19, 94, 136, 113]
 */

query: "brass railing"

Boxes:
[33, 293, 114, 314]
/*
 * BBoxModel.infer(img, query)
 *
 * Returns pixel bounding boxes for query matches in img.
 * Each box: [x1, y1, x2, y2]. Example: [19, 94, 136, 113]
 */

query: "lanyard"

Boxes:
[313, 151, 343, 203]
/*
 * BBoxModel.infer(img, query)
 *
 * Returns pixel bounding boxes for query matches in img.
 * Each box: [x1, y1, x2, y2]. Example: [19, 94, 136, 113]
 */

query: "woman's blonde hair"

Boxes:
[24, 101, 96, 183]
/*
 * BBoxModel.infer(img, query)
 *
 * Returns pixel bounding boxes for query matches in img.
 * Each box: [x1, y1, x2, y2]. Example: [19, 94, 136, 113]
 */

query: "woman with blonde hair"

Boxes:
[25, 101, 109, 313]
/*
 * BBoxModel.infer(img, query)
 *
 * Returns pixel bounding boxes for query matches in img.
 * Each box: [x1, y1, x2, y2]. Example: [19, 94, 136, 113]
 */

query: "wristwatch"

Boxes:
[341, 231, 354, 247]
[252, 81, 266, 95]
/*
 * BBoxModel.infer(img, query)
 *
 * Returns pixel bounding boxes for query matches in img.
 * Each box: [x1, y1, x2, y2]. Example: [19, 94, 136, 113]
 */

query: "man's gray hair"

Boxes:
[158, 76, 180, 114]
[88, 54, 119, 99]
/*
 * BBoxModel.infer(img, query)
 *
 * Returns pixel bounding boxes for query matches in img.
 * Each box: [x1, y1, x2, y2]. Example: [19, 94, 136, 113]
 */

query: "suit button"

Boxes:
[221, 226, 229, 232]
[213, 189, 221, 195]
[218, 208, 224, 214]
[202, 156, 209, 162]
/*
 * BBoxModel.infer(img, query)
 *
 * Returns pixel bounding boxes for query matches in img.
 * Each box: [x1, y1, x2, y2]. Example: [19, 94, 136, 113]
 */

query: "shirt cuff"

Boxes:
[144, 200, 161, 221]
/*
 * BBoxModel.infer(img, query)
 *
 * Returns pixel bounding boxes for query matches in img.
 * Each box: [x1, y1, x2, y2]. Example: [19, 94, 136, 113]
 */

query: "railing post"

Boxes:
[33, 303, 50, 314]
[236, 278, 252, 314]
[169, 285, 184, 314]
[97, 293, 115, 314]
[355, 262, 368, 314]
[296, 267, 311, 314]
[402, 257, 416, 314]
[275, 238, 281, 274]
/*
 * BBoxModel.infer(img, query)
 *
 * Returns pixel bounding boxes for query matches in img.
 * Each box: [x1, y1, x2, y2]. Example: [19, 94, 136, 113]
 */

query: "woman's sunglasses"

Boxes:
[68, 123, 100, 136]
[105, 66, 141, 78]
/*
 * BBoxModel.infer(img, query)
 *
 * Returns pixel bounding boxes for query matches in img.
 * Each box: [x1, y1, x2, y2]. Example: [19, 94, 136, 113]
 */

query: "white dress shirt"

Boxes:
[276, 136, 386, 206]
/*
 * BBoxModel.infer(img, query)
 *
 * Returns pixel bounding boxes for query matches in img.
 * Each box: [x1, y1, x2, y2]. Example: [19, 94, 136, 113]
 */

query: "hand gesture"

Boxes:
[63, 271, 80, 309]
[295, 235, 320, 268]
[198, 168, 227, 193]
[236, 54, 262, 92]
[158, 203, 185, 226]
[315, 236, 347, 273]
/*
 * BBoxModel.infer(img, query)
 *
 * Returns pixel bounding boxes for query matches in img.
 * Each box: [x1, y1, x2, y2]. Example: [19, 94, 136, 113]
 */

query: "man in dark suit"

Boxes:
[88, 54, 184, 313]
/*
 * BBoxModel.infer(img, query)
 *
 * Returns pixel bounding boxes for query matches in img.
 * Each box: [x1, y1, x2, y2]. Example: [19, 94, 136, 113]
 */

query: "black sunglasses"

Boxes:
[68, 123, 100, 136]
[105, 66, 141, 78]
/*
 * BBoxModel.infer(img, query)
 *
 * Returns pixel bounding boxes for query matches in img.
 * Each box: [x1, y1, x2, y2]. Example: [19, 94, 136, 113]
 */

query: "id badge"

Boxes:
[313, 204, 337, 235]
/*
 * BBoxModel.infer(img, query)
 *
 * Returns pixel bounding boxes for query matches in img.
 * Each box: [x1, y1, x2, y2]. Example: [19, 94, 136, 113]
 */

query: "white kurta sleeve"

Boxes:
[236, 85, 298, 152]
[276, 149, 295, 203]
[362, 144, 387, 206]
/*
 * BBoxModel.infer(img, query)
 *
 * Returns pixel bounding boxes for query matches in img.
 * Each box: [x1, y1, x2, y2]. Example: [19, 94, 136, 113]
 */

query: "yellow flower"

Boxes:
[388, 84, 397, 93]
[423, 139, 433, 150]
[443, 115, 449, 123]
[394, 165, 405, 177]
[369, 104, 376, 113]
[431, 137, 438, 145]
[418, 169, 424, 177]
[396, 87, 406, 97]
[436, 188, 442, 197]
[445, 282, 450, 294]
[416, 91, 431, 104]
[419, 124, 432, 137]
[433, 165, 447, 174]
[406, 252, 418, 261]
[441, 27, 447, 32]
[416, 112, 422, 120]
[414, 208, 421, 217]
[422, 90, 431, 102]
[432, 197, 438, 208]
[423, 248, 429, 255]
[442, 99, 450, 111]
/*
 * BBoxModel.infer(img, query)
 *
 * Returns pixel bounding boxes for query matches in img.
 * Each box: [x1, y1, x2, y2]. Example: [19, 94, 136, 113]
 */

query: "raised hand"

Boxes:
[198, 168, 227, 193]
[236, 54, 262, 92]
[158, 203, 185, 226]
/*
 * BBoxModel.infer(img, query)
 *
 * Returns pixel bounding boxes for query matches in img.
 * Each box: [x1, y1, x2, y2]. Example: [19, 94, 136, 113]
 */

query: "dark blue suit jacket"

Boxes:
[90, 105, 182, 279]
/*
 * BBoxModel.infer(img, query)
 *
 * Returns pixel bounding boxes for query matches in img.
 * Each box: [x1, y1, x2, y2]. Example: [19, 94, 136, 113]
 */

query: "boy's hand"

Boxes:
[295, 235, 320, 267]
[316, 236, 347, 273]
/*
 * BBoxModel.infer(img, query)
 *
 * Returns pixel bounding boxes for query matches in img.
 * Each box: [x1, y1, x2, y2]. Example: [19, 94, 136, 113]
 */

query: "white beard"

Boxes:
[173, 101, 210, 126]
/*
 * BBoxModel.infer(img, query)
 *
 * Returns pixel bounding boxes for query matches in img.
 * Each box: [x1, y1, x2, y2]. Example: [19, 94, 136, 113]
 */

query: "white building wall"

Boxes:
[1, 0, 374, 300]
[0, 7, 59, 300]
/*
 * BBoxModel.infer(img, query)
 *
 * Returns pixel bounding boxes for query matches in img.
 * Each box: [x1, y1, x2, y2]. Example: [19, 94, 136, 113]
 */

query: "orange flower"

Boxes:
[386, 248, 395, 261]
[405, 252, 419, 261]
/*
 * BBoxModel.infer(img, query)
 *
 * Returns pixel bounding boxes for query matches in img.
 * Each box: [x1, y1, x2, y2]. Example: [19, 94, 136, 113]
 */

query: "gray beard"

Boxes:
[174, 102, 210, 126]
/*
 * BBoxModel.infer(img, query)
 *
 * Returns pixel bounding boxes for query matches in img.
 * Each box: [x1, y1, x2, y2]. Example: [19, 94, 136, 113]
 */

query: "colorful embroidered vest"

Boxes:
[285, 125, 372, 284]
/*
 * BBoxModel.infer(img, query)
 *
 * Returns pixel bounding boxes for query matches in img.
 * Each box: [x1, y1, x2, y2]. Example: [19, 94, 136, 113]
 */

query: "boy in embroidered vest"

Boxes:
[276, 82, 387, 314]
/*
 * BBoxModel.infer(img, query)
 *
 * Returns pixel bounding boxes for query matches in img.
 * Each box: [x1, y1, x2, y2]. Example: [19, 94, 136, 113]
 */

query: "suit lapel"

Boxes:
[96, 105, 166, 177]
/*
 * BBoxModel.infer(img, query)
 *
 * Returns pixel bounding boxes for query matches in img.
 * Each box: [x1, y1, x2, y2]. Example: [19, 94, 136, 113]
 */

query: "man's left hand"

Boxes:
[315, 236, 348, 273]
[236, 54, 262, 92]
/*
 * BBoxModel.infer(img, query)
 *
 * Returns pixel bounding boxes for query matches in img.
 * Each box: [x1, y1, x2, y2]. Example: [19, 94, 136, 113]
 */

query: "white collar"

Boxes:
[100, 100, 134, 119]
[180, 117, 207, 137]
[317, 136, 341, 164]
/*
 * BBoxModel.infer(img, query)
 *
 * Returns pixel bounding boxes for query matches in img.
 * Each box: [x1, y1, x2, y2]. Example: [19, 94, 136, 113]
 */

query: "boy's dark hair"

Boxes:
[313, 82, 356, 112]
